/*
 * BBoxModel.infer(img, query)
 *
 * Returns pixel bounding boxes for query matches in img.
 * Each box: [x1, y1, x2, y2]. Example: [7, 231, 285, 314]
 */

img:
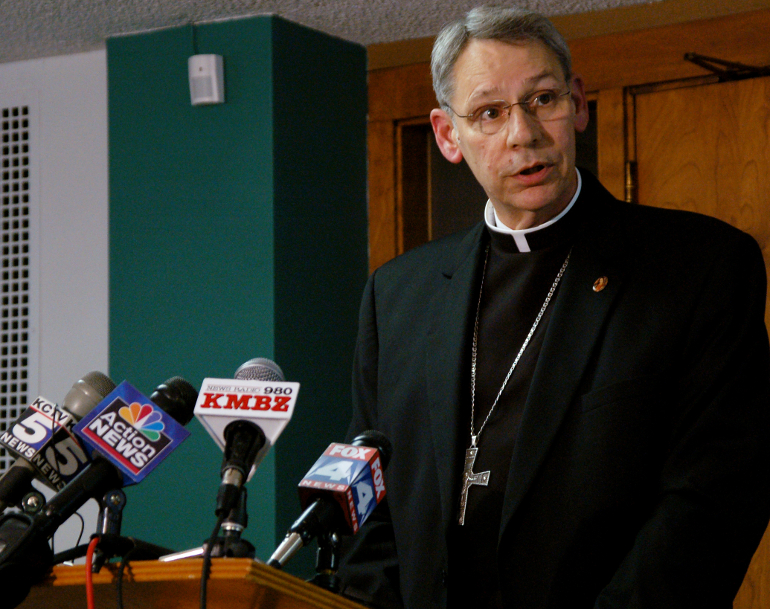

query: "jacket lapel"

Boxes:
[426, 223, 487, 533]
[499, 190, 628, 536]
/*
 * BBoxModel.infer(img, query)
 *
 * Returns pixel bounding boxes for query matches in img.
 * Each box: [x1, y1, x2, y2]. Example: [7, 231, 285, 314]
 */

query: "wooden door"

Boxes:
[633, 75, 770, 609]
[635, 76, 770, 325]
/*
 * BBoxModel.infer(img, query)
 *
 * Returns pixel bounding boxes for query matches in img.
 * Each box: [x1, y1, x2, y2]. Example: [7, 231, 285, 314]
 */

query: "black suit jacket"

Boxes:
[339, 172, 770, 609]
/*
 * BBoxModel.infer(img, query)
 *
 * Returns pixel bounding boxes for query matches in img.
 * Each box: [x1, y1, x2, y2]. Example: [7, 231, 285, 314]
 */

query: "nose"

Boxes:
[504, 105, 541, 148]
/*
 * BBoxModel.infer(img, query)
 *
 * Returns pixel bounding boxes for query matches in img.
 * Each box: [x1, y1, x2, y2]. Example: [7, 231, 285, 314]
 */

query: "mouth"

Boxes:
[518, 163, 547, 176]
[512, 161, 553, 184]
[513, 162, 552, 178]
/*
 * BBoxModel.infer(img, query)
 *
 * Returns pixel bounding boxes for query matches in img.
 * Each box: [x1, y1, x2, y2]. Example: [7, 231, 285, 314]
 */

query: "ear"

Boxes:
[569, 74, 590, 134]
[430, 108, 464, 164]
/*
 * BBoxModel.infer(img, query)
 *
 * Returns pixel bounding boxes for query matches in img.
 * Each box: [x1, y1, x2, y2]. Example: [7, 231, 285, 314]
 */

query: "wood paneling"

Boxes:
[596, 88, 626, 200]
[368, 120, 397, 273]
[368, 8, 770, 123]
[570, 9, 770, 92]
[368, 62, 434, 122]
[736, 526, 770, 608]
[635, 75, 770, 318]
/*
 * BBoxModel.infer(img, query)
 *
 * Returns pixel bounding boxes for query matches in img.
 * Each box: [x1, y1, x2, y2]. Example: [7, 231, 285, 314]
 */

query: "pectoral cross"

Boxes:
[457, 445, 490, 525]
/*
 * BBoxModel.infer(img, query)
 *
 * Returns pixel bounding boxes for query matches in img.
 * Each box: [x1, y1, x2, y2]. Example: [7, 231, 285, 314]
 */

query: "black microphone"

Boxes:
[0, 376, 198, 609]
[34, 376, 198, 540]
[0, 371, 116, 512]
[149, 376, 197, 427]
[215, 359, 284, 516]
[268, 430, 392, 569]
[216, 421, 265, 516]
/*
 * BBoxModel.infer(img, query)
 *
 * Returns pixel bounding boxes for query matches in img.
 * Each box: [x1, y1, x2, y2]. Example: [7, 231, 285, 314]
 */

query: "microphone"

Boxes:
[218, 359, 281, 516]
[0, 377, 199, 607]
[0, 371, 116, 512]
[38, 377, 197, 538]
[194, 358, 299, 515]
[268, 430, 392, 569]
[234, 357, 284, 381]
[217, 420, 265, 517]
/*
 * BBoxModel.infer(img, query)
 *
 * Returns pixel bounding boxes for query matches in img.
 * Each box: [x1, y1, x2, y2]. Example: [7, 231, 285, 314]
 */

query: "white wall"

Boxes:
[0, 50, 109, 397]
[0, 49, 109, 554]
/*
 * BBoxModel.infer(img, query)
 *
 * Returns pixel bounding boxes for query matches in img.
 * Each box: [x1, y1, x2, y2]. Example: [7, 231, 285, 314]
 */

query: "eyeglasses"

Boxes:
[449, 89, 572, 135]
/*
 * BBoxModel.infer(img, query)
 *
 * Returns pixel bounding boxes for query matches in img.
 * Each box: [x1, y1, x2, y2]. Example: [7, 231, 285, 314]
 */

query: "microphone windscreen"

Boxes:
[150, 377, 198, 425]
[62, 371, 117, 419]
[234, 358, 285, 382]
[352, 430, 393, 469]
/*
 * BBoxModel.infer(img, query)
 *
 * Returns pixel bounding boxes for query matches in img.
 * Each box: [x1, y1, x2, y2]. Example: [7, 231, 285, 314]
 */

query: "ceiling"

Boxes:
[0, 0, 661, 64]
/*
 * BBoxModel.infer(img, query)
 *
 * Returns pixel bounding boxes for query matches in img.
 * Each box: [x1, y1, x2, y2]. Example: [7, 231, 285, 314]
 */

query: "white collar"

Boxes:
[484, 168, 582, 253]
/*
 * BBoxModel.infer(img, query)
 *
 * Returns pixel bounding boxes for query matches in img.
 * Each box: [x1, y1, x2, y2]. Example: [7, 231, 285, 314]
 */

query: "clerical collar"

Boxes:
[484, 168, 582, 253]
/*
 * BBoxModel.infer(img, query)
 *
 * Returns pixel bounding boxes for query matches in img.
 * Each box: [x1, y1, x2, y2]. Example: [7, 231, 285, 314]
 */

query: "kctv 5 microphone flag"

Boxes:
[0, 371, 116, 510]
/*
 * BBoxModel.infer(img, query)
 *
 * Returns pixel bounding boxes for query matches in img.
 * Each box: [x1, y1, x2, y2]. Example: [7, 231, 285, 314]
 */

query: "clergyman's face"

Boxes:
[430, 38, 589, 230]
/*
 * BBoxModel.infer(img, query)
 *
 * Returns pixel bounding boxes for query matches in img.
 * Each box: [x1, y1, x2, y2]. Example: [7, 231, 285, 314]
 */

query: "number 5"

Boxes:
[12, 412, 52, 445]
[45, 437, 89, 477]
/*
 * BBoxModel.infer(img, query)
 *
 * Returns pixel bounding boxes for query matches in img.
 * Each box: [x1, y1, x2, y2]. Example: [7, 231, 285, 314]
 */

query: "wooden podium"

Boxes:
[19, 558, 368, 609]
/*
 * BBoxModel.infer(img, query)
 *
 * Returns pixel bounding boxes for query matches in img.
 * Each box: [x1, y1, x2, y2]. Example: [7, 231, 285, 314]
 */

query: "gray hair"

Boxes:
[431, 5, 572, 111]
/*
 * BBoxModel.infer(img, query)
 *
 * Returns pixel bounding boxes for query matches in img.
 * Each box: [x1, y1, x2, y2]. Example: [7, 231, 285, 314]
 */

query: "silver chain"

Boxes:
[469, 245, 572, 448]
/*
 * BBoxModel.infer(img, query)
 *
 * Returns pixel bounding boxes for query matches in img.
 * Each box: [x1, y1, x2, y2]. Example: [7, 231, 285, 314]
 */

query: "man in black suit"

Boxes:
[338, 5, 770, 608]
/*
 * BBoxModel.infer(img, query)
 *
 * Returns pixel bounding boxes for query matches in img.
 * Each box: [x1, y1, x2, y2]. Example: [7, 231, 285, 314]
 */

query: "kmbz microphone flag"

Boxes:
[73, 381, 190, 485]
[299, 442, 386, 534]
[194, 376, 299, 477]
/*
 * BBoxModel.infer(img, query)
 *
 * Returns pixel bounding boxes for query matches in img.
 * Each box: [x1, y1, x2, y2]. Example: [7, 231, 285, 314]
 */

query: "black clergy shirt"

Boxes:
[447, 191, 584, 609]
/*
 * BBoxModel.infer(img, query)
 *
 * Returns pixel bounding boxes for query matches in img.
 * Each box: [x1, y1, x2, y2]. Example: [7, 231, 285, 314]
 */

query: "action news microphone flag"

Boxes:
[268, 430, 392, 570]
[73, 379, 193, 485]
[27, 377, 196, 539]
[194, 358, 299, 514]
[0, 371, 117, 511]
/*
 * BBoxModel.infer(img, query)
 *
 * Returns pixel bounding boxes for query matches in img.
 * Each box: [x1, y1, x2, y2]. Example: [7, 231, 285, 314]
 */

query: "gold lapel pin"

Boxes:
[593, 276, 609, 292]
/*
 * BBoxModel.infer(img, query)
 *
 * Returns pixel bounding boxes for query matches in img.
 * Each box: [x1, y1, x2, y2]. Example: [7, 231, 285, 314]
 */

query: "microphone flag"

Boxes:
[298, 442, 386, 534]
[0, 396, 90, 490]
[194, 377, 299, 477]
[73, 381, 190, 485]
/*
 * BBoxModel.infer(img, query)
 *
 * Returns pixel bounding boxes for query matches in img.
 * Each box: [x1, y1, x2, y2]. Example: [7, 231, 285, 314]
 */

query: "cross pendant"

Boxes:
[457, 447, 490, 525]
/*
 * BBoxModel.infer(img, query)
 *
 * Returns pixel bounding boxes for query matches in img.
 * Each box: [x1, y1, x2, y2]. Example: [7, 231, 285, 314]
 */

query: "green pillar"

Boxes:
[108, 16, 367, 576]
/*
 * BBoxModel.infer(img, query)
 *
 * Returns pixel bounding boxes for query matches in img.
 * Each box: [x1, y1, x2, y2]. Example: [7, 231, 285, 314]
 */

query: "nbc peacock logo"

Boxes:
[118, 402, 166, 441]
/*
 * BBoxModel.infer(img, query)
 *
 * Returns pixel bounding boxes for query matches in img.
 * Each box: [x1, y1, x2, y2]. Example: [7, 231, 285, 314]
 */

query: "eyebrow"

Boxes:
[523, 69, 561, 85]
[466, 69, 562, 105]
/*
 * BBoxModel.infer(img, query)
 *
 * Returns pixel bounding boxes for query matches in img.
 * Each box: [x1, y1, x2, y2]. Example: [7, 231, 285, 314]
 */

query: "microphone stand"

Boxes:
[91, 488, 126, 572]
[159, 487, 256, 562]
[309, 530, 342, 593]
[206, 487, 255, 559]
[51, 488, 173, 570]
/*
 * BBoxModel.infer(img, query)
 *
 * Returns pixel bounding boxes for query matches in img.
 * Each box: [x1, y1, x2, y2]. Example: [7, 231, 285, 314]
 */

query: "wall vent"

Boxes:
[0, 95, 39, 474]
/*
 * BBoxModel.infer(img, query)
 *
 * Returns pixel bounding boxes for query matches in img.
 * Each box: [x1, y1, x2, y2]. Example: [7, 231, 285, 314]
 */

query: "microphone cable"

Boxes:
[200, 512, 226, 609]
[85, 535, 99, 609]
